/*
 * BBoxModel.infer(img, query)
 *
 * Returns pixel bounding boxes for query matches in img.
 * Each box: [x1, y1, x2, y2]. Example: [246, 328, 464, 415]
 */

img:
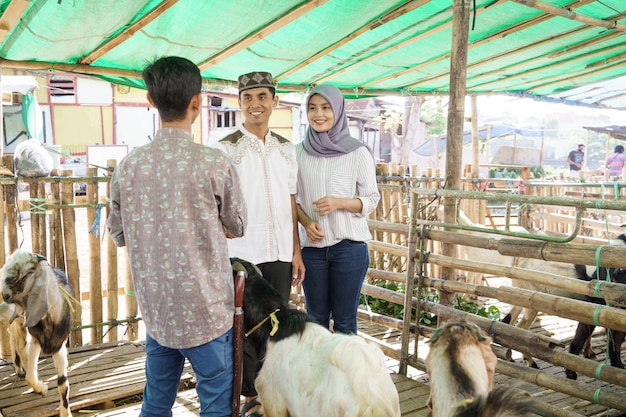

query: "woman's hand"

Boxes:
[313, 196, 339, 216]
[305, 221, 325, 243]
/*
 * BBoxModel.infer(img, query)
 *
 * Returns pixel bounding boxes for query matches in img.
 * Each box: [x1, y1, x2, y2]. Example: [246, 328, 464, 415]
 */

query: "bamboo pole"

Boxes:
[497, 359, 625, 411]
[439, 0, 471, 311]
[427, 252, 626, 308]
[61, 169, 82, 346]
[369, 218, 626, 270]
[374, 163, 385, 269]
[0, 176, 6, 357]
[125, 250, 139, 342]
[28, 180, 39, 254]
[106, 160, 118, 342]
[36, 181, 46, 257]
[418, 301, 626, 394]
[86, 167, 103, 343]
[48, 168, 64, 269]
[399, 192, 419, 375]
[2, 155, 17, 255]
[362, 281, 626, 391]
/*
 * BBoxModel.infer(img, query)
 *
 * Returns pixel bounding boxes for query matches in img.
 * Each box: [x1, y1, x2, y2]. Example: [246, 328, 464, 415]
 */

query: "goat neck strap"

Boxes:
[245, 308, 280, 337]
[454, 398, 475, 410]
[60, 287, 78, 313]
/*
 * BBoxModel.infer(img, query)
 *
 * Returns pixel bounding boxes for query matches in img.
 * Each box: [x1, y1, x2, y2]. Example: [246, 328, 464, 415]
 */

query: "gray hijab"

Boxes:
[302, 84, 364, 157]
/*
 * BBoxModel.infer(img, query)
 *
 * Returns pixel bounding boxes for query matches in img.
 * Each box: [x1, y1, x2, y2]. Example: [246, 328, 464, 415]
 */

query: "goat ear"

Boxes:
[24, 265, 49, 328]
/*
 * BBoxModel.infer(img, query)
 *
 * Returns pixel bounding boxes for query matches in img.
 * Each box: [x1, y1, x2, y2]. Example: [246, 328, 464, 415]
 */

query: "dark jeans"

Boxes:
[301, 239, 369, 335]
[141, 329, 233, 417]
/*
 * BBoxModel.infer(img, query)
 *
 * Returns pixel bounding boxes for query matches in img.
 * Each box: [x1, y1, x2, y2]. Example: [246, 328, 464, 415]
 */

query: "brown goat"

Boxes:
[1, 250, 73, 417]
[426, 322, 537, 417]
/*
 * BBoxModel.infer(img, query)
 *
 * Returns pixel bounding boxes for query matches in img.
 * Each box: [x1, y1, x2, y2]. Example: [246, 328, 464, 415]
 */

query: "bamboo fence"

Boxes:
[1, 159, 626, 413]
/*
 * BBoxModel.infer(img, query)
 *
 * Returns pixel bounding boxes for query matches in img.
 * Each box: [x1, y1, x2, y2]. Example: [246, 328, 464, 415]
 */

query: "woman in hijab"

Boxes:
[296, 84, 381, 335]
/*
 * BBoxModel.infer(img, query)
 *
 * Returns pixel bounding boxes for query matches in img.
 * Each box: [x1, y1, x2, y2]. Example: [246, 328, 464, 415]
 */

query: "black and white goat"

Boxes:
[1, 249, 73, 417]
[565, 263, 626, 379]
[232, 258, 401, 417]
[426, 322, 536, 417]
[503, 235, 626, 375]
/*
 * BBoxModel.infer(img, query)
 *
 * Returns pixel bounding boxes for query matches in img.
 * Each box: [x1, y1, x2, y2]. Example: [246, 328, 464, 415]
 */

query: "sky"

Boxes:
[472, 95, 626, 125]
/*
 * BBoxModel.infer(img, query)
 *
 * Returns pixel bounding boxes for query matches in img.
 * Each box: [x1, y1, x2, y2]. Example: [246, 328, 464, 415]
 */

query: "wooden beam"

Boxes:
[275, 0, 430, 82]
[405, 0, 604, 90]
[363, 0, 594, 89]
[0, 58, 143, 79]
[198, 0, 327, 72]
[80, 0, 180, 65]
[439, 0, 470, 310]
[466, 36, 625, 91]
[318, 0, 593, 87]
[0, 0, 30, 43]
[313, 4, 456, 85]
[511, 0, 626, 33]
[527, 57, 626, 94]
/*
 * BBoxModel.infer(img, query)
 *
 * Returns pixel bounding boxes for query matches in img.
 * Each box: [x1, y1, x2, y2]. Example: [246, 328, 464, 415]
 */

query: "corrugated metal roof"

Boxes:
[0, 0, 625, 108]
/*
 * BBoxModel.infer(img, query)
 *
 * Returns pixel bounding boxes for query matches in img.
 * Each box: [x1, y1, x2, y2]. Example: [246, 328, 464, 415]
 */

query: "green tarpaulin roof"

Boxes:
[0, 0, 625, 108]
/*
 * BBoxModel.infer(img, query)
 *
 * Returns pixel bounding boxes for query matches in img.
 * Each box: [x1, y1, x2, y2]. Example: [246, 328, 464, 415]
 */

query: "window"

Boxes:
[48, 75, 76, 103]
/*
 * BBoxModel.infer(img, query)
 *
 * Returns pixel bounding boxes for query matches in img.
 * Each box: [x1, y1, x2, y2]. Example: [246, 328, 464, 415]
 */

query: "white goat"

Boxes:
[233, 257, 401, 417]
[439, 207, 517, 285]
[426, 322, 536, 417]
[1, 249, 73, 417]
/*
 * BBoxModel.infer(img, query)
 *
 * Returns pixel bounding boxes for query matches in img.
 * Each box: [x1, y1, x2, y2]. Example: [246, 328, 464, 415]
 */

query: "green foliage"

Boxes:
[360, 281, 440, 325]
[374, 109, 403, 136]
[454, 295, 501, 320]
[489, 168, 521, 179]
[361, 281, 501, 328]
[421, 98, 447, 136]
[418, 289, 439, 326]
[530, 166, 545, 178]
[360, 279, 404, 319]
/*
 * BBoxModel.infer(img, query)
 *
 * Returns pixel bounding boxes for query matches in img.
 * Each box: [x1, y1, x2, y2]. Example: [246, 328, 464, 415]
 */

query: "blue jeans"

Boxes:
[140, 329, 233, 417]
[301, 239, 369, 334]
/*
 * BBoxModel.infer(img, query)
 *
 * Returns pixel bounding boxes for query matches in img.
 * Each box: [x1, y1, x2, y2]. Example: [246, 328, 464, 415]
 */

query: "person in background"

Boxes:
[107, 56, 247, 417]
[213, 71, 305, 417]
[567, 143, 585, 178]
[606, 144, 626, 179]
[296, 84, 380, 335]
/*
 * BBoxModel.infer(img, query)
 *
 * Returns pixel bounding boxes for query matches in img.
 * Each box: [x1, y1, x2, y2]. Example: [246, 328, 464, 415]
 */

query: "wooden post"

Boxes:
[374, 163, 385, 269]
[3, 155, 17, 255]
[37, 181, 46, 257]
[470, 95, 479, 178]
[105, 160, 118, 342]
[86, 167, 103, 343]
[440, 0, 471, 311]
[389, 162, 400, 270]
[380, 163, 391, 269]
[125, 250, 139, 342]
[29, 180, 39, 254]
[0, 159, 7, 358]
[48, 168, 64, 269]
[62, 169, 82, 346]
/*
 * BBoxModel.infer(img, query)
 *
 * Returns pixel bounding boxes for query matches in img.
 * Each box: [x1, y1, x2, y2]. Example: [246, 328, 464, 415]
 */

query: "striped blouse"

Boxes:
[295, 144, 380, 248]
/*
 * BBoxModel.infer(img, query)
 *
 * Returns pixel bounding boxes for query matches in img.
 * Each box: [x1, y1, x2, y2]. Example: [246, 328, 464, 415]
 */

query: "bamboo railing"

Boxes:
[0, 156, 138, 353]
[1, 158, 626, 413]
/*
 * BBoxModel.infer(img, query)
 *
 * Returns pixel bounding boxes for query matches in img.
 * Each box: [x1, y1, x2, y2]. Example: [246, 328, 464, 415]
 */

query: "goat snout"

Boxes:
[2, 292, 10, 303]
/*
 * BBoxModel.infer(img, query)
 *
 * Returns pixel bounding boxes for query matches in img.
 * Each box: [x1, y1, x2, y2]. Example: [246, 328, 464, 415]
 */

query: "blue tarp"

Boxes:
[413, 124, 544, 156]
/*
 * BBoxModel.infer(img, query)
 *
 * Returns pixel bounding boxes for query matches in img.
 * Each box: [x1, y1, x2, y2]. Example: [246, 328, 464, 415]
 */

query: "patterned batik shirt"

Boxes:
[107, 128, 247, 349]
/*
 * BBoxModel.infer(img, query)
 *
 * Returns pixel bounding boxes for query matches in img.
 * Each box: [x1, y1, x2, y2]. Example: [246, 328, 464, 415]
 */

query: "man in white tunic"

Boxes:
[214, 71, 305, 417]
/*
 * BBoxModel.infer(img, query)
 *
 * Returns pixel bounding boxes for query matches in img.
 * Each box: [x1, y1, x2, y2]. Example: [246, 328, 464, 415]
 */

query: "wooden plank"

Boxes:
[0, 342, 193, 417]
